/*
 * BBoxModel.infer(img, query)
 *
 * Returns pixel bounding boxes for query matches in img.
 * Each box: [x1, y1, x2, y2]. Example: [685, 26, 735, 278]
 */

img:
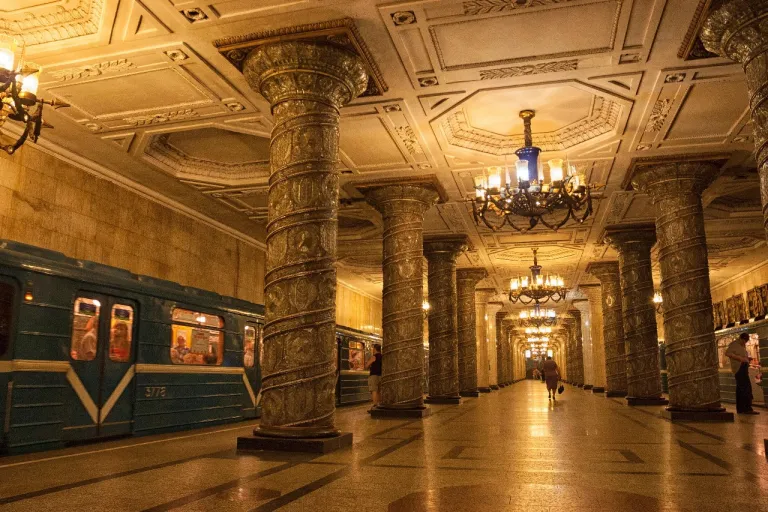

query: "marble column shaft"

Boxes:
[586, 262, 628, 395]
[495, 311, 506, 385]
[487, 303, 503, 387]
[455, 269, 488, 396]
[502, 319, 515, 384]
[568, 310, 585, 386]
[243, 41, 367, 438]
[580, 284, 606, 389]
[605, 225, 664, 401]
[632, 162, 723, 411]
[364, 185, 439, 409]
[475, 290, 494, 391]
[562, 317, 575, 383]
[424, 236, 467, 400]
[703, 0, 768, 240]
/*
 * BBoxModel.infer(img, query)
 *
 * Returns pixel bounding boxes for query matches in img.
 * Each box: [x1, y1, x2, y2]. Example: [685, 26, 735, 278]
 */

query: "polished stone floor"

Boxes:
[1, 380, 767, 511]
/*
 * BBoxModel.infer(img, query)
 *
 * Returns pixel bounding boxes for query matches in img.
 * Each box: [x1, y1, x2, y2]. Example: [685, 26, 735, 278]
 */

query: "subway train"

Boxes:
[0, 240, 380, 454]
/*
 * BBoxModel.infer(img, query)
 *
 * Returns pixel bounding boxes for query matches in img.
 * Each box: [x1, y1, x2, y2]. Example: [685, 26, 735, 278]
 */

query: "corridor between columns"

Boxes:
[1, 381, 766, 511]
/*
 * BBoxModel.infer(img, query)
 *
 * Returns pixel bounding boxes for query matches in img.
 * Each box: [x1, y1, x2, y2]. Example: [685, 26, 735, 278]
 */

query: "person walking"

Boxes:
[726, 333, 759, 415]
[365, 343, 382, 411]
[542, 356, 560, 401]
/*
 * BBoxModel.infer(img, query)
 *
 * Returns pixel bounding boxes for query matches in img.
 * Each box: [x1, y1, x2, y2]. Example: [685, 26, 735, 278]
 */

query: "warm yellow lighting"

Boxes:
[487, 167, 502, 190]
[536, 275, 543, 287]
[548, 158, 564, 182]
[475, 187, 485, 199]
[521, 276, 529, 288]
[20, 66, 40, 97]
[0, 34, 17, 71]
[24, 291, 33, 301]
[422, 300, 431, 311]
[196, 314, 206, 323]
[92, 300, 101, 308]
[547, 349, 553, 357]
[515, 160, 529, 182]
[519, 310, 528, 320]
[525, 349, 531, 359]
[653, 292, 663, 304]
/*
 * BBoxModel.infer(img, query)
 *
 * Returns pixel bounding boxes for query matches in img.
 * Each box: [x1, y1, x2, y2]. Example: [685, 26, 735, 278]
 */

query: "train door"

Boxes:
[0, 277, 17, 452]
[67, 294, 137, 441]
[243, 322, 263, 418]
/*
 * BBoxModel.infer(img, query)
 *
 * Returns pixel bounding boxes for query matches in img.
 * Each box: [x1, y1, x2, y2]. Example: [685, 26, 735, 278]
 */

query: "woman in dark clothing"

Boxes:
[542, 356, 560, 400]
[365, 343, 382, 411]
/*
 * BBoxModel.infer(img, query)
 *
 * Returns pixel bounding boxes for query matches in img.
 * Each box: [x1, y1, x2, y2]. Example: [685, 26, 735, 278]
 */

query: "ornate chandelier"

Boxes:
[508, 248, 567, 305]
[519, 303, 557, 327]
[471, 110, 593, 232]
[524, 326, 552, 335]
[0, 33, 67, 154]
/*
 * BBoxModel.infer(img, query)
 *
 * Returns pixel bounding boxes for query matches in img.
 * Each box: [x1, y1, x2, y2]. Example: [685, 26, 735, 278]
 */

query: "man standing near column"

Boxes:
[726, 333, 759, 415]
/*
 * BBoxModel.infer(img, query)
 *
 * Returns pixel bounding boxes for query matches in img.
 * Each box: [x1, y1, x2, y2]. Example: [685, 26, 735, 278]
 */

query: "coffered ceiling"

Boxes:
[3, 0, 765, 309]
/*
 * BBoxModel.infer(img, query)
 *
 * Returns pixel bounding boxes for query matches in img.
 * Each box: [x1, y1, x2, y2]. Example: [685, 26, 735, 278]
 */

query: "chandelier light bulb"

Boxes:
[515, 160, 529, 183]
[653, 292, 663, 304]
[487, 167, 502, 190]
[0, 34, 17, 71]
[521, 276, 529, 288]
[20, 66, 40, 98]
[510, 278, 519, 291]
[548, 159, 564, 182]
[422, 300, 431, 311]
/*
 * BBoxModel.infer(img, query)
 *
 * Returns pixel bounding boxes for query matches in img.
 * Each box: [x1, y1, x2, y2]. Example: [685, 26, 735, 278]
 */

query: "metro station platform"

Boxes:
[0, 380, 766, 512]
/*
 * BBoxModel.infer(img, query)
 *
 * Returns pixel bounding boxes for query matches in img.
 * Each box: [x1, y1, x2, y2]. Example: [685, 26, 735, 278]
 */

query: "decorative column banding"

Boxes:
[364, 184, 439, 415]
[495, 311, 506, 387]
[424, 235, 467, 404]
[586, 262, 628, 397]
[242, 41, 367, 440]
[703, 1, 768, 241]
[456, 269, 488, 397]
[573, 299, 594, 390]
[632, 161, 732, 420]
[605, 224, 668, 406]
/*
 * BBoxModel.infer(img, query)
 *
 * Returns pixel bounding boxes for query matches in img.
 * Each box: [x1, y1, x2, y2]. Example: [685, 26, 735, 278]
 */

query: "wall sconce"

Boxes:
[422, 300, 430, 318]
[653, 291, 663, 314]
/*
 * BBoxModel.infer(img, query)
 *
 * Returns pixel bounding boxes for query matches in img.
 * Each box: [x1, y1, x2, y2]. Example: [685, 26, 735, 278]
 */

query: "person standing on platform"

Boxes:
[366, 343, 382, 412]
[538, 358, 546, 382]
[542, 356, 560, 401]
[726, 333, 759, 415]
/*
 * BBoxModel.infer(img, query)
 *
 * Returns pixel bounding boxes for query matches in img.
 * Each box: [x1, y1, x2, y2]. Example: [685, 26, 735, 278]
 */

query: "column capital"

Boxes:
[363, 184, 440, 215]
[568, 309, 582, 322]
[486, 302, 504, 316]
[475, 288, 497, 304]
[243, 41, 368, 110]
[630, 161, 724, 199]
[424, 234, 469, 262]
[603, 223, 657, 251]
[702, 0, 768, 64]
[585, 261, 620, 284]
[456, 268, 488, 285]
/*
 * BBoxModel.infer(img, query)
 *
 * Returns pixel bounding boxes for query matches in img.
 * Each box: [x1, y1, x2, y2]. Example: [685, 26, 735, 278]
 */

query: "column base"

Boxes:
[577, 383, 584, 388]
[490, 385, 500, 390]
[660, 408, 734, 422]
[478, 387, 492, 393]
[627, 397, 669, 406]
[237, 432, 352, 454]
[460, 390, 480, 397]
[370, 406, 432, 419]
[425, 396, 462, 405]
[591, 387, 605, 393]
[583, 384, 593, 390]
[498, 383, 506, 388]
[605, 390, 627, 397]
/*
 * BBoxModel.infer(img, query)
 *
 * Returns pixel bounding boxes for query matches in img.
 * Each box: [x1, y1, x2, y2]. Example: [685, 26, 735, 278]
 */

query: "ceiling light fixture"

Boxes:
[0, 32, 68, 154]
[508, 248, 567, 305]
[653, 291, 663, 314]
[471, 110, 594, 232]
[519, 303, 558, 327]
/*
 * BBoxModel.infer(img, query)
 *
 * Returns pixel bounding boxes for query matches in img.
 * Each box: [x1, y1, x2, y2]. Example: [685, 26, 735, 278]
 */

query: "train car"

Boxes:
[336, 326, 382, 406]
[0, 240, 265, 454]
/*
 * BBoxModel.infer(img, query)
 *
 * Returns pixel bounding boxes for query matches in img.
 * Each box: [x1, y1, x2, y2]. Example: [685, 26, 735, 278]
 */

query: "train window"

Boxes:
[244, 325, 256, 368]
[71, 298, 101, 361]
[170, 308, 224, 365]
[109, 305, 133, 363]
[0, 282, 14, 357]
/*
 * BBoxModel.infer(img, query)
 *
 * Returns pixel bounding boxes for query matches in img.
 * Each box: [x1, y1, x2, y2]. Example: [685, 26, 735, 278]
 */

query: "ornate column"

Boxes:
[456, 269, 487, 397]
[241, 41, 367, 448]
[580, 284, 606, 392]
[495, 311, 507, 387]
[423, 235, 467, 404]
[475, 289, 495, 392]
[573, 299, 594, 389]
[567, 310, 585, 387]
[503, 318, 515, 385]
[363, 183, 439, 418]
[487, 302, 503, 389]
[632, 161, 732, 421]
[604, 224, 668, 406]
[703, 1, 768, 240]
[585, 262, 628, 397]
[561, 317, 574, 385]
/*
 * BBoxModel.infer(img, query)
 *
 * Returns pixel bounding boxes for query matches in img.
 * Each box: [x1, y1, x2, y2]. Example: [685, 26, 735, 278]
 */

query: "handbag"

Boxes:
[557, 383, 564, 394]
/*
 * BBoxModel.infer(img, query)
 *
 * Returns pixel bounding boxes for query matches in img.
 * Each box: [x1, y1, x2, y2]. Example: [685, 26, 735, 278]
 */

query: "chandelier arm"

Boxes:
[503, 214, 527, 233]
